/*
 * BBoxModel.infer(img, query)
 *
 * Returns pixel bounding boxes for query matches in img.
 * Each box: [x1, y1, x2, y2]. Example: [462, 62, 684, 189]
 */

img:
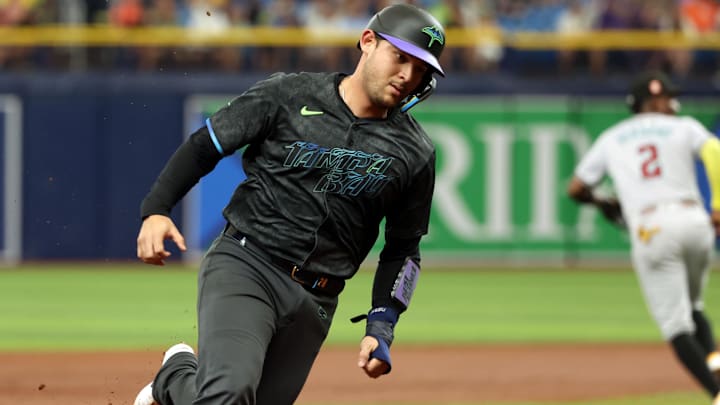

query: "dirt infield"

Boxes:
[0, 343, 699, 405]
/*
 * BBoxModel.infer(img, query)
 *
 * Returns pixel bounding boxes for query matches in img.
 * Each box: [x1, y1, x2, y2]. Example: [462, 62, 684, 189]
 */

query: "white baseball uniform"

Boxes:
[574, 112, 715, 340]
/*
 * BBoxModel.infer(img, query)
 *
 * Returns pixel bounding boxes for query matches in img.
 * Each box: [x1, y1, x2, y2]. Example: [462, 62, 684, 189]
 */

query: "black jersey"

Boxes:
[147, 72, 435, 279]
[213, 72, 435, 278]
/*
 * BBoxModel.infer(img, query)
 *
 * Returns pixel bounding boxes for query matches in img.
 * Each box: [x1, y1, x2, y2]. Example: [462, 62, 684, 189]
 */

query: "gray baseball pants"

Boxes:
[152, 230, 338, 405]
[629, 201, 714, 340]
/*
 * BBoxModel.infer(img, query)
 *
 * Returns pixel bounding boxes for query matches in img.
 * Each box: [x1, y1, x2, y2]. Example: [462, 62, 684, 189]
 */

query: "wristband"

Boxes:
[367, 306, 400, 326]
[352, 306, 399, 375]
[366, 306, 398, 346]
[349, 305, 400, 325]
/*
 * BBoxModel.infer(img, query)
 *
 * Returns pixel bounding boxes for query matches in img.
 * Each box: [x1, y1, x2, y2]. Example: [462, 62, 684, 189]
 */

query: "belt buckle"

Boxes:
[290, 266, 310, 286]
[290, 266, 302, 282]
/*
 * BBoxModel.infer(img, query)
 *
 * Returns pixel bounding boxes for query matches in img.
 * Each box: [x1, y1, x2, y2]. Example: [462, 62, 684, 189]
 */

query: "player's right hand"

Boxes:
[136, 215, 187, 266]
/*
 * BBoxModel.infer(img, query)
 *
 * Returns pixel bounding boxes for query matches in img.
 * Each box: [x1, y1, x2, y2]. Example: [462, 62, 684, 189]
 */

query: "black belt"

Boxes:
[223, 224, 345, 297]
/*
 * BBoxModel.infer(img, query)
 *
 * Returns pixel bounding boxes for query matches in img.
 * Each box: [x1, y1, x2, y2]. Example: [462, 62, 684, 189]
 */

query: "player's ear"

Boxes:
[358, 29, 378, 52]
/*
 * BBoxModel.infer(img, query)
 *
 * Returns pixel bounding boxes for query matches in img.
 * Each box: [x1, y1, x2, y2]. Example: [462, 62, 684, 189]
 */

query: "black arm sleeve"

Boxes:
[371, 236, 421, 311]
[571, 186, 597, 204]
[140, 126, 223, 219]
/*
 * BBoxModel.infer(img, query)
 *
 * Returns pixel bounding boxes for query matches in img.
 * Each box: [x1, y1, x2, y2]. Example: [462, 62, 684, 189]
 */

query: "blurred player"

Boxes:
[568, 71, 720, 404]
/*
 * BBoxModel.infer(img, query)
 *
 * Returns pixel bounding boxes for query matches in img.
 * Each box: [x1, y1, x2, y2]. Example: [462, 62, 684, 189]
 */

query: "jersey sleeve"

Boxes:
[384, 151, 435, 240]
[206, 73, 284, 154]
[574, 134, 609, 186]
[372, 152, 433, 313]
[684, 116, 713, 155]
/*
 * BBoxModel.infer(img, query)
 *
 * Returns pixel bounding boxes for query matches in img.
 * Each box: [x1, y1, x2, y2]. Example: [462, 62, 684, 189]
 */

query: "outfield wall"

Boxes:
[1, 73, 718, 263]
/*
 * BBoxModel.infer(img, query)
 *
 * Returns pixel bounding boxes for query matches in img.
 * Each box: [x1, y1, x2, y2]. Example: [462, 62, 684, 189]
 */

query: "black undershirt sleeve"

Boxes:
[140, 126, 224, 219]
[371, 236, 421, 312]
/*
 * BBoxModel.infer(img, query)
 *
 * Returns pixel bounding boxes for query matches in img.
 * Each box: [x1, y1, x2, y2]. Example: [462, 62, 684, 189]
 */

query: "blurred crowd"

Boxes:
[1, 0, 719, 77]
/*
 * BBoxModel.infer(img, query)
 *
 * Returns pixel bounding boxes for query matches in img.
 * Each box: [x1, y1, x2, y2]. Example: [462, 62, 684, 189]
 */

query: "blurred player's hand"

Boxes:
[596, 198, 626, 229]
[136, 214, 187, 266]
[711, 210, 720, 237]
[357, 336, 390, 378]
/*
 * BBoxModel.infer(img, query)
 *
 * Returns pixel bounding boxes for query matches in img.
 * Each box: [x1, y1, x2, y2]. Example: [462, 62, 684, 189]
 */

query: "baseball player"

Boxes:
[133, 4, 444, 405]
[568, 71, 720, 404]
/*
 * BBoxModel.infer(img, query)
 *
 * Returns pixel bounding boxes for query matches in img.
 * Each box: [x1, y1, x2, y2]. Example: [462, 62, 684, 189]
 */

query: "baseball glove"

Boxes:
[596, 198, 626, 229]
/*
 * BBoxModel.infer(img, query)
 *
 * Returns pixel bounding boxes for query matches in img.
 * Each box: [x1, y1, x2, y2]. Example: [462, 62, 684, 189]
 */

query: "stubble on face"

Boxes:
[361, 59, 397, 109]
[361, 41, 419, 110]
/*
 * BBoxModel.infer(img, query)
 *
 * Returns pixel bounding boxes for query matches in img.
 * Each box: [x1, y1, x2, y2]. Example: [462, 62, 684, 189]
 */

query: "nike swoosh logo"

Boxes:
[300, 106, 324, 116]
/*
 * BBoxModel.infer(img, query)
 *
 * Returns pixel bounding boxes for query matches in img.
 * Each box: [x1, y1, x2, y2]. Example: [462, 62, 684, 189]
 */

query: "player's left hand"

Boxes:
[357, 336, 390, 378]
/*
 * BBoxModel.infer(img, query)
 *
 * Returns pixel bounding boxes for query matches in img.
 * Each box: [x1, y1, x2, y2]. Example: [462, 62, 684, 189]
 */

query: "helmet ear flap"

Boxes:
[401, 75, 436, 113]
[416, 72, 433, 95]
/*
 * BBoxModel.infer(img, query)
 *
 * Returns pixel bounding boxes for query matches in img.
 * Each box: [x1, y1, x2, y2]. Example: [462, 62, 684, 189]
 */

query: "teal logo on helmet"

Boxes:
[421, 26, 444, 48]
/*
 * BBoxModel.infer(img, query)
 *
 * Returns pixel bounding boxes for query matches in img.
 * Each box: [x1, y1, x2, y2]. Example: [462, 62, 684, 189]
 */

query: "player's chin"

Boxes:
[382, 94, 403, 108]
[383, 85, 403, 101]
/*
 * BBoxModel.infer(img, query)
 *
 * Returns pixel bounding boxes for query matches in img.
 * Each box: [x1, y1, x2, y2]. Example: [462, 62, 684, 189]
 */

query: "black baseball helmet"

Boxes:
[626, 71, 679, 113]
[365, 4, 446, 76]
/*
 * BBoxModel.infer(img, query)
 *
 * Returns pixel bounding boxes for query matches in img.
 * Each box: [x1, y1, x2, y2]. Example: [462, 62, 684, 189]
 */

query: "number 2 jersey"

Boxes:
[574, 112, 714, 220]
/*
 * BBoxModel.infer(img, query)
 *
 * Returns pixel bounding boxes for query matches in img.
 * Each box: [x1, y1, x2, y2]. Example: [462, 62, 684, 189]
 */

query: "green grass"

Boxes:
[1, 264, 717, 405]
[1, 264, 719, 350]
[342, 268, 670, 344]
